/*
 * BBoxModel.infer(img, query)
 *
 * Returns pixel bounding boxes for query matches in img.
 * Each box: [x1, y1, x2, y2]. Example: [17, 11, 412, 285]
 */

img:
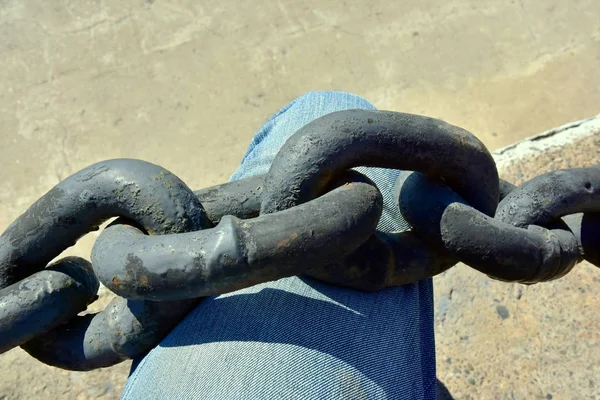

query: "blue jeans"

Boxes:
[122, 91, 436, 399]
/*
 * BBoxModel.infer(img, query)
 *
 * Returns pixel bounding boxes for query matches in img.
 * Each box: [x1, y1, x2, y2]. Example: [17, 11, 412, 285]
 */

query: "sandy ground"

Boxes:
[0, 1, 599, 398]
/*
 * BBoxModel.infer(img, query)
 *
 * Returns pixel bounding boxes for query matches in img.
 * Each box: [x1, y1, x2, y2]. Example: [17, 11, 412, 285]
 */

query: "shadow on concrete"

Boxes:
[436, 378, 455, 399]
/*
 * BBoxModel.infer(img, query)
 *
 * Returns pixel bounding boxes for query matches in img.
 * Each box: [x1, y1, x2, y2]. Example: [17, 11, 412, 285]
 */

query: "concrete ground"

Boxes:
[0, 0, 599, 399]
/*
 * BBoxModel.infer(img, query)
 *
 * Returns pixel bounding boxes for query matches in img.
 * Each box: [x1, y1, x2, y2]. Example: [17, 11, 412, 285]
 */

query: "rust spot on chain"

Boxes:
[139, 276, 149, 286]
[277, 233, 298, 248]
[112, 276, 120, 287]
[339, 183, 357, 191]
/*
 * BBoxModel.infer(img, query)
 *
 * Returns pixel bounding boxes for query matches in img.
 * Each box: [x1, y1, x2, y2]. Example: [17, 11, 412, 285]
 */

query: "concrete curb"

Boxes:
[493, 113, 600, 167]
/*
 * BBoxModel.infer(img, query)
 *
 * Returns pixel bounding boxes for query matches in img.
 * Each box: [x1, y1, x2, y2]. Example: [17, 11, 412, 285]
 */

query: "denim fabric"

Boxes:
[122, 91, 436, 400]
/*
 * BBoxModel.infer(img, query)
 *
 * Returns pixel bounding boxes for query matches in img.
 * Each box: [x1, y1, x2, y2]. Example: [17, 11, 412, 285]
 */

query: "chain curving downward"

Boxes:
[0, 110, 598, 371]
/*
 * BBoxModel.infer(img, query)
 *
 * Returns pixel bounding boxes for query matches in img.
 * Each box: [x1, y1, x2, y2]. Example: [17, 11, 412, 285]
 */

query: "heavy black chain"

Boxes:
[0, 110, 598, 371]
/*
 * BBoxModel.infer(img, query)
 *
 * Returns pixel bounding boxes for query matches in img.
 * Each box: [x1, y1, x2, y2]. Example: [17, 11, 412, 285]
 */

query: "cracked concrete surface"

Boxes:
[0, 0, 599, 399]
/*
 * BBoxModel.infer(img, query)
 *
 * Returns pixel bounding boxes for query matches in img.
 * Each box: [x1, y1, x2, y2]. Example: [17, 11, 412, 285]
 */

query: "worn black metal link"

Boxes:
[563, 212, 600, 266]
[495, 166, 600, 271]
[258, 109, 499, 290]
[0, 257, 98, 354]
[2, 159, 211, 370]
[194, 174, 264, 224]
[306, 230, 457, 291]
[21, 295, 199, 371]
[496, 166, 600, 227]
[0, 109, 598, 372]
[260, 109, 499, 216]
[398, 169, 598, 283]
[0, 159, 211, 289]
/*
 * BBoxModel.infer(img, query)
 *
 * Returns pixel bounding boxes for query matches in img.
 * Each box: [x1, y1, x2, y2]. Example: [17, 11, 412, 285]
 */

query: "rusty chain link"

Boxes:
[0, 109, 598, 371]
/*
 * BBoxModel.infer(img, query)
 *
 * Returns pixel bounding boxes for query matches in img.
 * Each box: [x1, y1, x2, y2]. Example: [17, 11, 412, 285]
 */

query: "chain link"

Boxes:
[0, 110, 598, 371]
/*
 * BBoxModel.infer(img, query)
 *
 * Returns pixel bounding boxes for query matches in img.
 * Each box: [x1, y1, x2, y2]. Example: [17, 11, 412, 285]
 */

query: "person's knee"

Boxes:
[230, 90, 377, 181]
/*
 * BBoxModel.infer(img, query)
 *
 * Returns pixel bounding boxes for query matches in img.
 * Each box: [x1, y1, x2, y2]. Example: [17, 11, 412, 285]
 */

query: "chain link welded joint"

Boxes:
[93, 170, 382, 300]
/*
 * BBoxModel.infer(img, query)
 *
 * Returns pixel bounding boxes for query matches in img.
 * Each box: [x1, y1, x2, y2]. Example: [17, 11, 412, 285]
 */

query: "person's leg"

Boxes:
[122, 91, 436, 400]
